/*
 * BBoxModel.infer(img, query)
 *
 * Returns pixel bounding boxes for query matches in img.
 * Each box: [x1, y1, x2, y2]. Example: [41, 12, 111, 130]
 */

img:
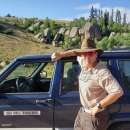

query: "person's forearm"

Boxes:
[99, 92, 123, 107]
[60, 50, 76, 58]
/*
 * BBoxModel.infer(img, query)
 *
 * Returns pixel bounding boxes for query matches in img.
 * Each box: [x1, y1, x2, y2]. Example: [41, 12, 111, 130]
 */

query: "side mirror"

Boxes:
[40, 71, 47, 78]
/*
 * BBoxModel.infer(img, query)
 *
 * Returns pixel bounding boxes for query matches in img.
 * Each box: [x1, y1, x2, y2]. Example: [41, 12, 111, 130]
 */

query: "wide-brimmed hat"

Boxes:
[73, 39, 103, 56]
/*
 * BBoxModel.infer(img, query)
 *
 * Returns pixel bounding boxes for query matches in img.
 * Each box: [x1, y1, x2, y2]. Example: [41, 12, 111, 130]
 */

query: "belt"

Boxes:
[82, 107, 105, 113]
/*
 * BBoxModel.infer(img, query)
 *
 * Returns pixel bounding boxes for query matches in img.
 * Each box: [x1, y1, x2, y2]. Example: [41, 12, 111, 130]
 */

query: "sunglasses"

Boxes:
[81, 52, 96, 57]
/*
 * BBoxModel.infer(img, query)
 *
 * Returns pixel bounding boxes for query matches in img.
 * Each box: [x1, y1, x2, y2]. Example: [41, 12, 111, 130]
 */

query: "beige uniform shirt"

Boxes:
[77, 56, 123, 109]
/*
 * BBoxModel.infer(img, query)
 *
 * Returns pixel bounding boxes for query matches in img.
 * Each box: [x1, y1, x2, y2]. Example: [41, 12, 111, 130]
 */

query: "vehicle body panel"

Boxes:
[0, 52, 130, 129]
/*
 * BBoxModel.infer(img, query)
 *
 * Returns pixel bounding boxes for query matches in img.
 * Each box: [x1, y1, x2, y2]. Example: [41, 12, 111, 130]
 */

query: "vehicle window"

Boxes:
[61, 60, 109, 94]
[0, 62, 55, 93]
[62, 61, 80, 93]
[118, 60, 130, 91]
[40, 62, 54, 78]
[6, 63, 41, 79]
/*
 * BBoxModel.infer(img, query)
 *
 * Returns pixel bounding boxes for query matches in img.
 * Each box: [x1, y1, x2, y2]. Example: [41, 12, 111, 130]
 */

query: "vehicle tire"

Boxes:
[108, 122, 130, 130]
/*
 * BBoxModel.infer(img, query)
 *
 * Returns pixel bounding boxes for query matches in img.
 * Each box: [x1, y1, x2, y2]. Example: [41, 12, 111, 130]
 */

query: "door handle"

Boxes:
[36, 99, 54, 104]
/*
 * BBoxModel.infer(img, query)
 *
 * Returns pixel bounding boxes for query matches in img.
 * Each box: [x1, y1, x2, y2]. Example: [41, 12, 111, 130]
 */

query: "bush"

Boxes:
[32, 26, 39, 34]
[11, 18, 20, 24]
[3, 29, 13, 34]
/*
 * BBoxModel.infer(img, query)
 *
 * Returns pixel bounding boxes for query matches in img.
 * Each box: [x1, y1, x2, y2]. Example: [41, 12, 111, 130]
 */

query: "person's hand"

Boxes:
[90, 106, 100, 117]
[51, 53, 62, 61]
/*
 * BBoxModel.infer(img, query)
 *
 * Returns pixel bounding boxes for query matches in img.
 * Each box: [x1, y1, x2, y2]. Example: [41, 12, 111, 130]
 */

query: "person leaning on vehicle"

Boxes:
[51, 38, 124, 130]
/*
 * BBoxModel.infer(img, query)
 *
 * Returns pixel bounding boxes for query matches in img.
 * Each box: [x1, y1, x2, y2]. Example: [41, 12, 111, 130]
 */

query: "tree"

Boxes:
[114, 33, 122, 45]
[122, 24, 129, 33]
[98, 10, 101, 20]
[107, 37, 117, 50]
[109, 9, 114, 31]
[104, 11, 109, 28]
[122, 13, 127, 25]
[115, 9, 121, 24]
[75, 35, 81, 48]
[112, 23, 121, 33]
[43, 17, 50, 30]
[98, 37, 109, 50]
[49, 20, 56, 38]
[6, 14, 11, 17]
[89, 6, 95, 22]
[97, 10, 104, 29]
[24, 18, 36, 28]
[117, 10, 121, 24]
[68, 17, 86, 28]
[49, 20, 55, 30]
[79, 17, 87, 27]
[110, 9, 114, 22]
[63, 35, 71, 49]
[94, 9, 98, 22]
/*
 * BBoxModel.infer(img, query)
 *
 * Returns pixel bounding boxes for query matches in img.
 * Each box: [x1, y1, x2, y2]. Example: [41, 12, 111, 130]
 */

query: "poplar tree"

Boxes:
[104, 11, 109, 28]
[109, 9, 114, 31]
[110, 9, 114, 21]
[117, 10, 121, 24]
[122, 13, 126, 25]
[115, 9, 118, 23]
[94, 9, 98, 22]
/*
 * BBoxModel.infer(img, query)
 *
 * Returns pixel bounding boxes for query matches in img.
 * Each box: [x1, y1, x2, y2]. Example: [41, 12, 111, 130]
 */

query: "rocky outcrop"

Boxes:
[109, 32, 116, 38]
[28, 21, 43, 31]
[34, 33, 43, 40]
[43, 28, 51, 43]
[34, 22, 102, 46]
[65, 30, 70, 35]
[69, 27, 79, 38]
[58, 28, 66, 34]
[84, 22, 102, 40]
[79, 28, 85, 36]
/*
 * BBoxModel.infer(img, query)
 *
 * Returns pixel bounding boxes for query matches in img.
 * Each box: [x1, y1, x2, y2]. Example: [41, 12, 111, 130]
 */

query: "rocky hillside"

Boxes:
[0, 17, 67, 71]
[0, 17, 64, 61]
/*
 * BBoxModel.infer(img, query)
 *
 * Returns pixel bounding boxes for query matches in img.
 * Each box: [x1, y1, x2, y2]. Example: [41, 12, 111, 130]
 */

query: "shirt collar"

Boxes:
[92, 60, 103, 74]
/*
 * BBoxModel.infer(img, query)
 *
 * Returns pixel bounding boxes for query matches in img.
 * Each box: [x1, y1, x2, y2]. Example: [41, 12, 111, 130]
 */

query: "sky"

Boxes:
[0, 0, 130, 23]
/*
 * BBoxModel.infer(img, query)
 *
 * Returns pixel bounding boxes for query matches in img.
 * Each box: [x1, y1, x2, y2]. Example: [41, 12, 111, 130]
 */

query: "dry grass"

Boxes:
[0, 32, 63, 62]
[0, 17, 69, 72]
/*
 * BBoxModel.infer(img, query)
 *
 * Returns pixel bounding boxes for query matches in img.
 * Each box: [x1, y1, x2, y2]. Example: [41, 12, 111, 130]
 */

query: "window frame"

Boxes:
[60, 59, 110, 94]
[0, 60, 55, 94]
[117, 59, 130, 91]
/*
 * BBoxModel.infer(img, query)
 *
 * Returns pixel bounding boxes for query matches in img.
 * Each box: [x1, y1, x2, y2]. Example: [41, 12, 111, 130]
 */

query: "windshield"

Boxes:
[5, 62, 42, 80]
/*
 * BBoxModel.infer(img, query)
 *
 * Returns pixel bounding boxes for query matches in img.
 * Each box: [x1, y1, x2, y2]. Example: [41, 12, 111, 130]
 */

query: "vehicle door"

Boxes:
[54, 57, 121, 129]
[54, 58, 81, 130]
[101, 58, 122, 114]
[116, 58, 130, 115]
[0, 59, 55, 129]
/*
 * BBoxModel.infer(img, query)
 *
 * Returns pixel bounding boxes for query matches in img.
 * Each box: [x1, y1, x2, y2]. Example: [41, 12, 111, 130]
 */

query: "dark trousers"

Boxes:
[74, 107, 109, 130]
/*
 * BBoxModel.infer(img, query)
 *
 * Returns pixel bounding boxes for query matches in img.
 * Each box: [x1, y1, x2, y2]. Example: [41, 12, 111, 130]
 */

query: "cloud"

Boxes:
[74, 3, 100, 10]
[76, 13, 90, 19]
[74, 3, 130, 23]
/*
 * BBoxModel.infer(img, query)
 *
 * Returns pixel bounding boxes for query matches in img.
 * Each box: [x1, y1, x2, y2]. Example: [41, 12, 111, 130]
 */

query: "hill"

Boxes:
[0, 17, 65, 62]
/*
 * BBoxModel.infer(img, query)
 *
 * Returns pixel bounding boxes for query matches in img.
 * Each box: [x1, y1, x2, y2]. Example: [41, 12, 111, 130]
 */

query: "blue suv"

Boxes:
[0, 51, 130, 130]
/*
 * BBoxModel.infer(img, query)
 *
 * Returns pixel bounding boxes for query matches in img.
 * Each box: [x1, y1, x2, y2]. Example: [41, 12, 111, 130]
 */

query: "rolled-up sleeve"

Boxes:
[99, 70, 123, 94]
